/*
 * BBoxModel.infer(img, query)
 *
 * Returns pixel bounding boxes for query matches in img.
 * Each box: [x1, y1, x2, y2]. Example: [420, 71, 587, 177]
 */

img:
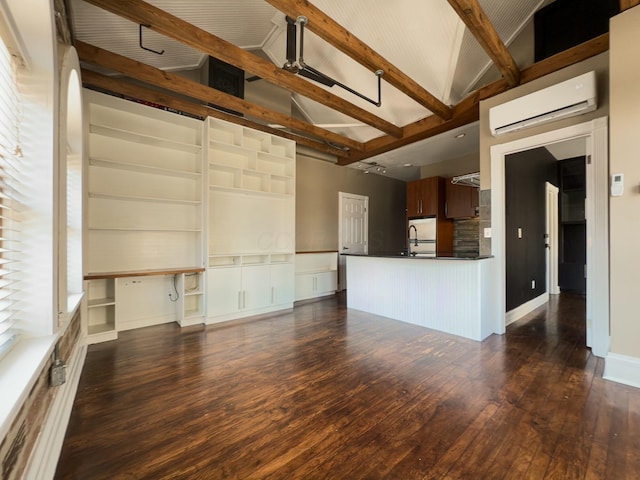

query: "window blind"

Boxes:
[0, 35, 21, 358]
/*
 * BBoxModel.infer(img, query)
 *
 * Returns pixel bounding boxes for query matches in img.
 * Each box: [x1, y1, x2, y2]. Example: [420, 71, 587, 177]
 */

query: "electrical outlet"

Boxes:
[483, 227, 492, 238]
[50, 359, 66, 387]
[518, 228, 523, 239]
[531, 279, 536, 289]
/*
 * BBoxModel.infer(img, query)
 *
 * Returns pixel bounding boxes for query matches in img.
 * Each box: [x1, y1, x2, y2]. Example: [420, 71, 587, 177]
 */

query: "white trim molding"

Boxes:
[604, 353, 640, 389]
[505, 292, 548, 326]
[23, 341, 87, 480]
[490, 117, 610, 357]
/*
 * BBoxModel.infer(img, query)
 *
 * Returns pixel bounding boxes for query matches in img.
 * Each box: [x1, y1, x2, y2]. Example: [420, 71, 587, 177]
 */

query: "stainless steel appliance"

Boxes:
[407, 217, 437, 257]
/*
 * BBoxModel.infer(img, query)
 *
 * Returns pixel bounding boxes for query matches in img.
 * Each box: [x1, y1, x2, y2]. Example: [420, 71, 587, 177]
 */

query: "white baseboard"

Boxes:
[23, 341, 87, 480]
[117, 313, 175, 332]
[206, 303, 293, 325]
[178, 315, 205, 327]
[505, 292, 548, 326]
[604, 353, 640, 389]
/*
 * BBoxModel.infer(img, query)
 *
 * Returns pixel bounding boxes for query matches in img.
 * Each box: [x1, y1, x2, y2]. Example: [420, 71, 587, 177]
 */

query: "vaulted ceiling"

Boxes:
[69, 0, 623, 180]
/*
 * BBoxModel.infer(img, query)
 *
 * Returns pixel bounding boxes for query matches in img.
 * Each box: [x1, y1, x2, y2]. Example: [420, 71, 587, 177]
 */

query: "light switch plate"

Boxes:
[483, 227, 491, 238]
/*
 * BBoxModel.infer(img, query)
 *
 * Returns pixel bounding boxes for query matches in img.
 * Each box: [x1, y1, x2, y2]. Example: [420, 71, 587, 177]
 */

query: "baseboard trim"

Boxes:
[205, 303, 293, 325]
[505, 293, 548, 326]
[23, 341, 87, 480]
[604, 353, 640, 389]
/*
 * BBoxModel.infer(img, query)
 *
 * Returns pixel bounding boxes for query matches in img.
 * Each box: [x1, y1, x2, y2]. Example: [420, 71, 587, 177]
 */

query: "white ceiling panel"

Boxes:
[70, 0, 278, 71]
[349, 122, 480, 182]
[450, 0, 546, 102]
[262, 0, 465, 141]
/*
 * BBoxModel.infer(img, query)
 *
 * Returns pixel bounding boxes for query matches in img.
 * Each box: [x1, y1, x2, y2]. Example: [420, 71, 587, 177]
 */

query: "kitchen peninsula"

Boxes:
[345, 254, 501, 341]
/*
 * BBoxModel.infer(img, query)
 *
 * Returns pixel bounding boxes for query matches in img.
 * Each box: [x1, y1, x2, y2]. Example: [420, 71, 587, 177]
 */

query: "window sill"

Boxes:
[0, 334, 57, 441]
[66, 292, 84, 317]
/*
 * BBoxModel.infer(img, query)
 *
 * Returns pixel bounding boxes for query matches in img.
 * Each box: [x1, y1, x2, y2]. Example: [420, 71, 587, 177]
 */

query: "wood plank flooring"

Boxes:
[55, 293, 640, 479]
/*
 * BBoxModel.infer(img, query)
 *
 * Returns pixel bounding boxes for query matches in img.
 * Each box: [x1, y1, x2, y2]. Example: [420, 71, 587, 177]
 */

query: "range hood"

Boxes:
[451, 172, 480, 188]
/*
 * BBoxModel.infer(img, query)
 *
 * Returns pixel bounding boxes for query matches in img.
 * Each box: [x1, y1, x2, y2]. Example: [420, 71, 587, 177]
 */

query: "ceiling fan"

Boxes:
[248, 16, 384, 107]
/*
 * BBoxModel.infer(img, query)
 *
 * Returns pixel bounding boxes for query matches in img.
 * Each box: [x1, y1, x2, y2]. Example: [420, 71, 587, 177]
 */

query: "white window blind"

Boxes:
[0, 35, 22, 358]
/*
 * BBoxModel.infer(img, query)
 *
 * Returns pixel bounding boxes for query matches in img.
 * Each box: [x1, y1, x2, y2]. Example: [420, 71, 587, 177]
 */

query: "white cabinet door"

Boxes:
[316, 271, 338, 295]
[241, 265, 271, 311]
[295, 273, 315, 301]
[271, 263, 295, 305]
[207, 267, 242, 317]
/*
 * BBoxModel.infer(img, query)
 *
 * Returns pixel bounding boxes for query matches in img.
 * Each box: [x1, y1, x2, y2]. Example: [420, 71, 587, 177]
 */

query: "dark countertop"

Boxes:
[341, 252, 493, 261]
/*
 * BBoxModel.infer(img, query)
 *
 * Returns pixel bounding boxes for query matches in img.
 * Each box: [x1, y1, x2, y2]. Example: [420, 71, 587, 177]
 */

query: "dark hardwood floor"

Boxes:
[55, 293, 640, 479]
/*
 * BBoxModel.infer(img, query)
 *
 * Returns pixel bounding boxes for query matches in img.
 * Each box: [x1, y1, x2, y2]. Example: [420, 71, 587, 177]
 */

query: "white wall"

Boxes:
[609, 7, 640, 361]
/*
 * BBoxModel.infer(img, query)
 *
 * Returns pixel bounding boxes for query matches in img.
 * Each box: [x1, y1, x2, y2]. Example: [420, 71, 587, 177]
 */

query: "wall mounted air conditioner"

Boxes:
[489, 71, 597, 136]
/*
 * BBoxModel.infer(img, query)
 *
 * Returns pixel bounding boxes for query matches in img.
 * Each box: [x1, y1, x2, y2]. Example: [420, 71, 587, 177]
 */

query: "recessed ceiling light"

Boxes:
[454, 133, 466, 139]
[403, 163, 412, 168]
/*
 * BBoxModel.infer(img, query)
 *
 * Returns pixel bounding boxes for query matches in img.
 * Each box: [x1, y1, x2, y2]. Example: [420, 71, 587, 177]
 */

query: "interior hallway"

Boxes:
[55, 293, 640, 479]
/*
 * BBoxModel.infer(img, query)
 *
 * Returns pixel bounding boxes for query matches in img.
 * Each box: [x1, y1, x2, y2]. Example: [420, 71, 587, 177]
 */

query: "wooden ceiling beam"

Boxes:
[81, 69, 350, 158]
[76, 41, 364, 152]
[340, 33, 609, 165]
[264, 0, 453, 120]
[447, 0, 520, 87]
[82, 0, 403, 138]
[620, 0, 640, 11]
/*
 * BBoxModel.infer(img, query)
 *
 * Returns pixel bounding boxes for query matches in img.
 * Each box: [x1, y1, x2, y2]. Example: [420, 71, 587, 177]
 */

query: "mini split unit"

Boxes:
[489, 71, 597, 136]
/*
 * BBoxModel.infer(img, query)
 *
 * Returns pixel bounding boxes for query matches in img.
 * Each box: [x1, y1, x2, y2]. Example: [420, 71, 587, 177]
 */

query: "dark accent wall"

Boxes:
[505, 148, 557, 312]
[558, 157, 586, 294]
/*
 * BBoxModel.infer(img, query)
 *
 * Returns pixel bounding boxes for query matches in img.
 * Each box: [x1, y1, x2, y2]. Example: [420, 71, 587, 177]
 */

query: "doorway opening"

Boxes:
[338, 192, 369, 291]
[503, 142, 586, 317]
[490, 117, 609, 357]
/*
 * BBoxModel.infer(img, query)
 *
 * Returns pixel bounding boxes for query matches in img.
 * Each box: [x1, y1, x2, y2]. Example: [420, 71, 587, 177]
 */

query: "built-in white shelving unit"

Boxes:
[295, 252, 338, 301]
[83, 90, 206, 342]
[83, 94, 297, 339]
[86, 278, 117, 343]
[207, 117, 296, 323]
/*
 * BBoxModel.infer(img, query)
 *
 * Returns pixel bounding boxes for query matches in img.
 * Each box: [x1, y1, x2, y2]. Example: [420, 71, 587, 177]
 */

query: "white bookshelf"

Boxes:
[208, 118, 295, 196]
[206, 117, 296, 323]
[86, 278, 117, 343]
[84, 90, 207, 341]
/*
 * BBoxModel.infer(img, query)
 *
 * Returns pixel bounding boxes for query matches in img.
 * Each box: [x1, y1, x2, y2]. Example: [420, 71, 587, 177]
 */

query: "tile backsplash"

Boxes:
[453, 217, 480, 257]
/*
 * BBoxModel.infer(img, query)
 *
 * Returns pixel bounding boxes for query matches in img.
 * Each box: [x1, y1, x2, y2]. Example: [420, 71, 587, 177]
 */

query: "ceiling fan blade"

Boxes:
[245, 75, 262, 82]
[299, 68, 336, 87]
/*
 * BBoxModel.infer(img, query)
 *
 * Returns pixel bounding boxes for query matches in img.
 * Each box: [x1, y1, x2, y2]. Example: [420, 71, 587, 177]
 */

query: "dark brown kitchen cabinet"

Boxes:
[445, 180, 479, 219]
[406, 176, 440, 218]
[406, 176, 453, 256]
[406, 180, 421, 217]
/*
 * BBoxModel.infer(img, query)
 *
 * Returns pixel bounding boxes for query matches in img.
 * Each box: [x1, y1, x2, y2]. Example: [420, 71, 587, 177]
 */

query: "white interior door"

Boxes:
[338, 192, 369, 290]
[545, 182, 560, 295]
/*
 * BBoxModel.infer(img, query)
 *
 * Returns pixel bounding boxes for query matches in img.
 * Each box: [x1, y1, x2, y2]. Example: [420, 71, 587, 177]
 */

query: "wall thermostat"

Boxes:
[611, 173, 624, 197]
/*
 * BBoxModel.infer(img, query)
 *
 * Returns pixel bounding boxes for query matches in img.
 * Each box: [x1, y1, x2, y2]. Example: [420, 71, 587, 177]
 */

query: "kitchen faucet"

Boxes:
[408, 224, 418, 256]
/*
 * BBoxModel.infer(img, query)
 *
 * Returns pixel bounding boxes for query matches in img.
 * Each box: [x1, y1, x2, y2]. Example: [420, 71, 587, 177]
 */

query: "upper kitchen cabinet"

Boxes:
[406, 177, 453, 256]
[445, 180, 479, 219]
[406, 176, 442, 218]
